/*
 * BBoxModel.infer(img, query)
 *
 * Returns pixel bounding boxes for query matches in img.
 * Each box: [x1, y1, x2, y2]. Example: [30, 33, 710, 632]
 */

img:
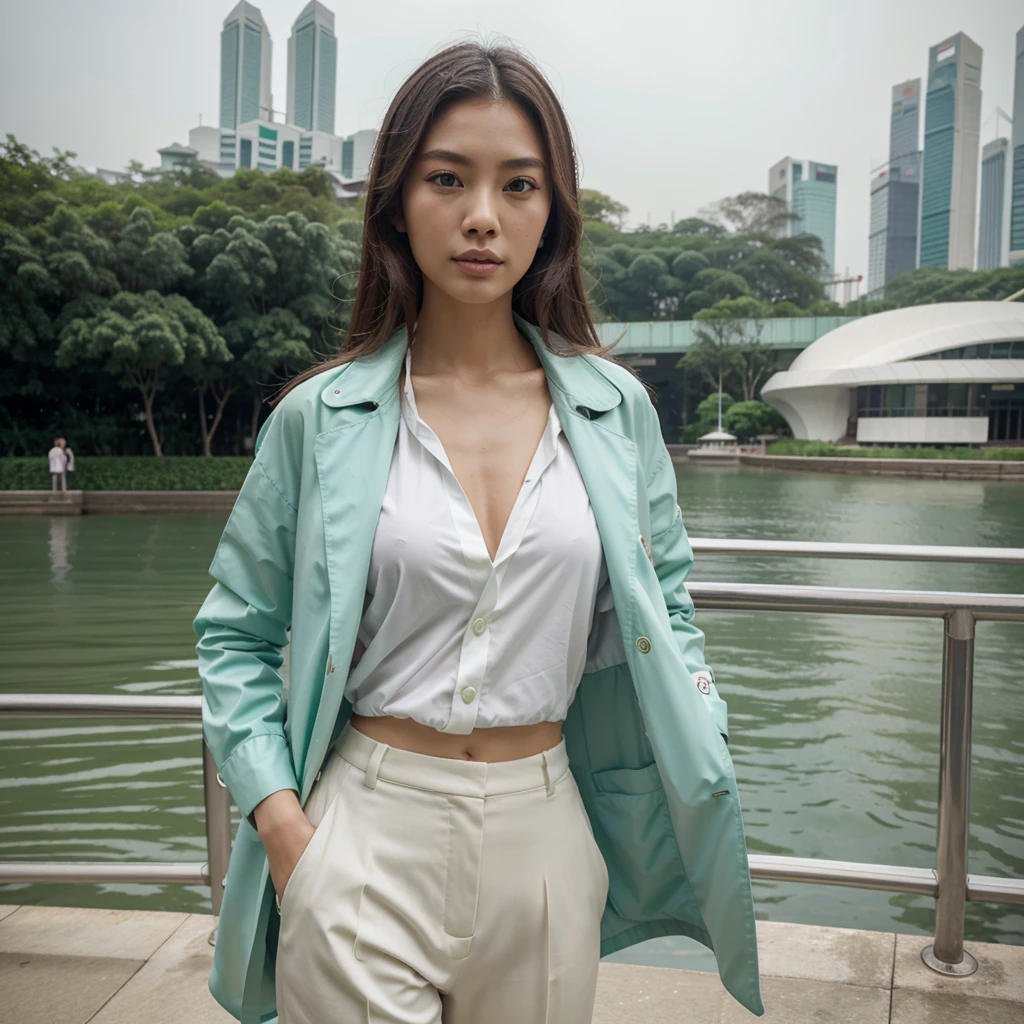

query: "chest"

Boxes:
[402, 369, 553, 563]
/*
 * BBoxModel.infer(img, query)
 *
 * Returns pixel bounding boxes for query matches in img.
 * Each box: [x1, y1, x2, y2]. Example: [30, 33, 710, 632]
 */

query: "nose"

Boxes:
[461, 187, 499, 238]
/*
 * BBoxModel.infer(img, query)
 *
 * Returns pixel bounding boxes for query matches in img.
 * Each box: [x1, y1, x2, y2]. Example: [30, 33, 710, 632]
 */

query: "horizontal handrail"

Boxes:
[0, 694, 202, 718]
[689, 538, 1024, 565]
[687, 582, 1024, 621]
[0, 863, 209, 885]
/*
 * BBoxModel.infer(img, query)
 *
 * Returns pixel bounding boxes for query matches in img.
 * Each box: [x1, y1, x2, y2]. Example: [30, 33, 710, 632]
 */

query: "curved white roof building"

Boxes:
[761, 301, 1024, 445]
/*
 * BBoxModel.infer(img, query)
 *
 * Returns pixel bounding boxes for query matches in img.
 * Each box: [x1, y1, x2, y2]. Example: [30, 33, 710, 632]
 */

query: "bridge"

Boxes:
[595, 316, 858, 356]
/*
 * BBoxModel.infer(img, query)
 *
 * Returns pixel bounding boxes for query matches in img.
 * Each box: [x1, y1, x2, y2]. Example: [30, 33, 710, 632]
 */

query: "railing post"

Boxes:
[921, 608, 979, 976]
[202, 736, 232, 924]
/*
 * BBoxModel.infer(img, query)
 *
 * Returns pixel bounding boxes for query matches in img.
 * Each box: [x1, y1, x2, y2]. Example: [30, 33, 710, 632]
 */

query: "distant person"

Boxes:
[48, 437, 67, 492]
[63, 441, 76, 485]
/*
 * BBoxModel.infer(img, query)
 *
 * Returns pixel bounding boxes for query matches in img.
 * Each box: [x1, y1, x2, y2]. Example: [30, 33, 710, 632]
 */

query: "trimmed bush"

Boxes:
[0, 456, 254, 490]
[765, 440, 1024, 461]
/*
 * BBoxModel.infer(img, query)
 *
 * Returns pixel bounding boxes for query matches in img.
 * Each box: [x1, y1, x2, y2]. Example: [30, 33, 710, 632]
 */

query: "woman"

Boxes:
[195, 41, 763, 1024]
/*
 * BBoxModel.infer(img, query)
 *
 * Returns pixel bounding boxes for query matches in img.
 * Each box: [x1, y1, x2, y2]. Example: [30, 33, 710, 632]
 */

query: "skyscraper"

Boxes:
[287, 1, 338, 135]
[219, 2, 273, 131]
[867, 79, 922, 294]
[1009, 25, 1024, 267]
[919, 32, 983, 269]
[978, 138, 1010, 270]
[768, 157, 838, 277]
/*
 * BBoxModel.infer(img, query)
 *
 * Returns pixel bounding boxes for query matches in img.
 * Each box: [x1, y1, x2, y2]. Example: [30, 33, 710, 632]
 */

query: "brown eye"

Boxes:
[428, 172, 460, 188]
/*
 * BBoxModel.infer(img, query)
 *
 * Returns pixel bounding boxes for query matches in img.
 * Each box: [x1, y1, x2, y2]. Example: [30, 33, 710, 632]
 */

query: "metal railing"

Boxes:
[1, 539, 1023, 979]
[0, 695, 231, 923]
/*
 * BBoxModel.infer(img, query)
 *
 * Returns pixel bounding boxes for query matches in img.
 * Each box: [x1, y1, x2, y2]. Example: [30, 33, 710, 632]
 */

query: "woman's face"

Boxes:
[398, 97, 552, 309]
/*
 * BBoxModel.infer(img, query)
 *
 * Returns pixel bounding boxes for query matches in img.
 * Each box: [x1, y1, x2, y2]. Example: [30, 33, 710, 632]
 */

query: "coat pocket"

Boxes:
[590, 763, 697, 923]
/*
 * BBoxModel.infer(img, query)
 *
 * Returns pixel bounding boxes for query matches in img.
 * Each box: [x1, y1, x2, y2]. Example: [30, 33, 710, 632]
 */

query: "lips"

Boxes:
[453, 249, 502, 264]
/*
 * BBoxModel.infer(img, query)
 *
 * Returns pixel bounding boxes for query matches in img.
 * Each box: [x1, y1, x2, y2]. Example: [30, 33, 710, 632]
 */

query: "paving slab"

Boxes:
[755, 919, 895, 989]
[893, 932, 1024, 1004]
[593, 961, 892, 1024]
[87, 913, 233, 1024]
[593, 962, 726, 1023]
[0, 951, 141, 1024]
[0, 905, 19, 923]
[890, 989, 1024, 1024]
[0, 905, 188, 961]
[720, 974, 891, 1024]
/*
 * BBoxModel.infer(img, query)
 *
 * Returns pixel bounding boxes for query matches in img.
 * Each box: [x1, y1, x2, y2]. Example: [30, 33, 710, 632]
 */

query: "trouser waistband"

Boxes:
[334, 720, 569, 798]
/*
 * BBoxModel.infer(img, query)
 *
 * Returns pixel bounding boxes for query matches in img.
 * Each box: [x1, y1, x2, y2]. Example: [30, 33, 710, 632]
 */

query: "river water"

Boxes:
[1, 465, 1022, 969]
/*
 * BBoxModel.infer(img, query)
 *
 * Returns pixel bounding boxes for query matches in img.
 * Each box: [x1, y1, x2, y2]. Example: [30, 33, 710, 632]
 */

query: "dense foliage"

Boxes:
[765, 440, 1024, 461]
[0, 455, 253, 489]
[1, 135, 362, 457]
[3, 140, 1021, 459]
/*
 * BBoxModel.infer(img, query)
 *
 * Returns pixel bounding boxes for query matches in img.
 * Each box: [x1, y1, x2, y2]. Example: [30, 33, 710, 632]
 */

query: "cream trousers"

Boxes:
[275, 721, 609, 1024]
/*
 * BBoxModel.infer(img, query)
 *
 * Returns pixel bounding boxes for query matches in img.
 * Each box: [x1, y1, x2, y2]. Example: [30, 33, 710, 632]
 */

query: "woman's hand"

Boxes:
[253, 789, 317, 903]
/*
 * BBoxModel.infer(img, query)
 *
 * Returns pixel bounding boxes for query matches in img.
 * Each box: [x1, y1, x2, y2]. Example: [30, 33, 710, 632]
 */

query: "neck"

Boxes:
[410, 285, 538, 378]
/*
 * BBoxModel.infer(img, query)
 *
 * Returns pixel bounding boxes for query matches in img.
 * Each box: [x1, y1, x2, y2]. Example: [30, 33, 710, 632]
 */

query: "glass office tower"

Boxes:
[768, 157, 838, 277]
[868, 79, 922, 293]
[1010, 25, 1024, 266]
[919, 32, 983, 269]
[287, 1, 338, 135]
[219, 1, 273, 131]
[978, 138, 1009, 270]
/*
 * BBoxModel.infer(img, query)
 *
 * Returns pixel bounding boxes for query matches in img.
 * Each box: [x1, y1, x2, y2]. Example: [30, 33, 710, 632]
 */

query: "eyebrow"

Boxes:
[418, 148, 546, 172]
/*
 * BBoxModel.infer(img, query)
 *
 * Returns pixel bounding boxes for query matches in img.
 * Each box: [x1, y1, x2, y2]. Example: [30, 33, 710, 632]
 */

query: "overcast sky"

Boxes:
[2, 0, 1021, 290]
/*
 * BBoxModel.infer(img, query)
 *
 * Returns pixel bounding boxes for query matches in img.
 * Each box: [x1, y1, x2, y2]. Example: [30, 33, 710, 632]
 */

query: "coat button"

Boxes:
[635, 636, 651, 654]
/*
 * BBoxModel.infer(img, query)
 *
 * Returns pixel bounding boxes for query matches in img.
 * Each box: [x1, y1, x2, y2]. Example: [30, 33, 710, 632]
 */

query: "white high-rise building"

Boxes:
[287, 2, 338, 135]
[219, 1, 273, 131]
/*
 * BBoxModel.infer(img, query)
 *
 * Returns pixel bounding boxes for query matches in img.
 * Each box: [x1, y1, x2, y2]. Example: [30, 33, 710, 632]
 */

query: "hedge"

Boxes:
[765, 440, 1024, 461]
[0, 457, 254, 490]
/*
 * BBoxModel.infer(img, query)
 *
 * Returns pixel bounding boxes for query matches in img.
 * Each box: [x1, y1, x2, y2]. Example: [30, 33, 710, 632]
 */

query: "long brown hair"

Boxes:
[271, 40, 627, 407]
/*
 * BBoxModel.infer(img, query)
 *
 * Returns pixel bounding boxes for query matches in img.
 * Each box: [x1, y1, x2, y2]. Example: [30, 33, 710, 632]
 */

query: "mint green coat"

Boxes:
[194, 314, 765, 1022]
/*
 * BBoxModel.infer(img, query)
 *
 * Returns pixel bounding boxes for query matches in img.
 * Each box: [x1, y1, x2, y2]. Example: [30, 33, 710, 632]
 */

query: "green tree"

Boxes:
[580, 188, 629, 228]
[723, 400, 788, 442]
[56, 290, 226, 455]
[700, 191, 797, 235]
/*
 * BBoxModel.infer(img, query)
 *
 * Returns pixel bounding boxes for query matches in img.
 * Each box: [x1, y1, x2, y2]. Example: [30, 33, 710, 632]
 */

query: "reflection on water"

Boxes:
[0, 466, 1021, 965]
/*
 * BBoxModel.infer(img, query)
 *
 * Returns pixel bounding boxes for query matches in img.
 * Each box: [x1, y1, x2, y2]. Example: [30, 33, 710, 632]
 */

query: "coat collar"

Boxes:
[319, 312, 622, 419]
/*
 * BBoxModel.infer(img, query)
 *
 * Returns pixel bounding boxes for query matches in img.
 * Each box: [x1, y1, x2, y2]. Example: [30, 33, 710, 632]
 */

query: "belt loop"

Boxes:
[541, 751, 554, 797]
[362, 742, 388, 790]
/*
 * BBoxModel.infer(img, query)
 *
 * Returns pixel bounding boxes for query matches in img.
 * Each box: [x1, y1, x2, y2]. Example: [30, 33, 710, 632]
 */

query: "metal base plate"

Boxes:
[920, 944, 979, 976]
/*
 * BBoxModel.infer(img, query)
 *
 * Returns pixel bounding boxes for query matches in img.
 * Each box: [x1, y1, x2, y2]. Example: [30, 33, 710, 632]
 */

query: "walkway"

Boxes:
[0, 905, 1020, 1023]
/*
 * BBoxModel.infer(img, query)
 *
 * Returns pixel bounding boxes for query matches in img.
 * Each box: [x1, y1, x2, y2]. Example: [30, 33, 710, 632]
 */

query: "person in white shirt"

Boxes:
[197, 41, 750, 1024]
[47, 438, 67, 492]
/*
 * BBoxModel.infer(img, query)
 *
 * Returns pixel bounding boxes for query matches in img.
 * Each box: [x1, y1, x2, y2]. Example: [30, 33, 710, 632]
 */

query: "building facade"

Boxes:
[761, 302, 1024, 446]
[1010, 25, 1024, 266]
[978, 138, 1010, 270]
[919, 32, 983, 270]
[287, 1, 337, 135]
[867, 79, 922, 294]
[220, 1, 273, 131]
[768, 157, 838, 276]
[170, 2, 375, 188]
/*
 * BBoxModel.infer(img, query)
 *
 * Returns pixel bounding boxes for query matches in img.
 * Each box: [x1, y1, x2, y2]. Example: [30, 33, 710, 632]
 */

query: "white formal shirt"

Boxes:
[343, 345, 608, 735]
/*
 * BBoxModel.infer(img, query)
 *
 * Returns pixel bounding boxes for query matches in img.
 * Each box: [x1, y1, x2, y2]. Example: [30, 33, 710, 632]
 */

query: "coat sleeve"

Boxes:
[193, 409, 301, 822]
[641, 399, 729, 743]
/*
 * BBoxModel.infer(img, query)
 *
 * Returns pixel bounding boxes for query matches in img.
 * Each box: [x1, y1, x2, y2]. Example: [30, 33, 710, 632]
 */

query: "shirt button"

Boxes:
[461, 686, 477, 704]
[636, 636, 651, 654]
[472, 617, 487, 636]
